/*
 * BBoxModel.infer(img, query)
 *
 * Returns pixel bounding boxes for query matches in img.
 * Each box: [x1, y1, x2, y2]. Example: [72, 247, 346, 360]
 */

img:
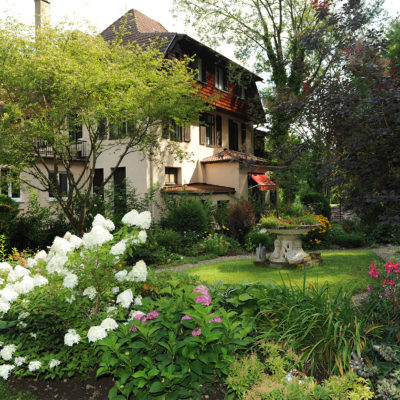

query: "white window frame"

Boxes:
[0, 170, 21, 202]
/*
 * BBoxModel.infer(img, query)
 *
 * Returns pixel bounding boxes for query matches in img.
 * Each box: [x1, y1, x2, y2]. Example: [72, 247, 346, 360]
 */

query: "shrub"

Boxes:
[164, 197, 210, 235]
[0, 195, 18, 235]
[245, 231, 274, 252]
[300, 192, 331, 220]
[152, 228, 184, 253]
[332, 232, 366, 248]
[303, 214, 332, 249]
[227, 201, 256, 244]
[202, 233, 232, 256]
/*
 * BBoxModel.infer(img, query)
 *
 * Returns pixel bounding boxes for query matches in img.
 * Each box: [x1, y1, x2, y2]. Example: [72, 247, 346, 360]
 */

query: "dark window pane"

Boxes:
[229, 120, 239, 151]
[59, 173, 68, 196]
[241, 124, 247, 146]
[216, 115, 222, 147]
[113, 167, 126, 214]
[69, 113, 82, 141]
[93, 169, 104, 200]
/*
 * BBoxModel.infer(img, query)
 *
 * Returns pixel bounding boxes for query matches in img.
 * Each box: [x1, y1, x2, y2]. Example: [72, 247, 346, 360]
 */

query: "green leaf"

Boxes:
[149, 380, 164, 393]
[238, 293, 253, 301]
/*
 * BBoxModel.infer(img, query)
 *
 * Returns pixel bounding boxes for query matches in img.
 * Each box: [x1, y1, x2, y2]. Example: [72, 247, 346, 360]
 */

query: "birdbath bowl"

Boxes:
[266, 225, 320, 267]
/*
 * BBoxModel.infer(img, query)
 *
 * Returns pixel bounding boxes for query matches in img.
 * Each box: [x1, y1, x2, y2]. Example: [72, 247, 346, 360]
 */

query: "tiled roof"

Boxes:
[162, 183, 235, 194]
[201, 150, 268, 165]
[100, 9, 175, 52]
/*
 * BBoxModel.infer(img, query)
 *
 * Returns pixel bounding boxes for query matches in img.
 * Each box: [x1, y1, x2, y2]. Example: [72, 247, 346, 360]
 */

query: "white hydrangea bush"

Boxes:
[0, 210, 152, 380]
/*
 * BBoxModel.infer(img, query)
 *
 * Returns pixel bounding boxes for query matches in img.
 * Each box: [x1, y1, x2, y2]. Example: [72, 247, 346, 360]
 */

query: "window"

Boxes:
[199, 113, 215, 146]
[109, 118, 136, 140]
[194, 57, 206, 82]
[0, 169, 20, 200]
[48, 172, 68, 199]
[97, 119, 108, 139]
[93, 169, 104, 200]
[68, 113, 83, 141]
[234, 85, 246, 100]
[215, 65, 226, 91]
[162, 121, 190, 142]
[229, 120, 239, 151]
[216, 115, 222, 147]
[165, 167, 179, 185]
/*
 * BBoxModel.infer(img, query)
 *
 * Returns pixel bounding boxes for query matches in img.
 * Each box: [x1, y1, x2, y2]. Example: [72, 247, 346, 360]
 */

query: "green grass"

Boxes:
[187, 250, 382, 293]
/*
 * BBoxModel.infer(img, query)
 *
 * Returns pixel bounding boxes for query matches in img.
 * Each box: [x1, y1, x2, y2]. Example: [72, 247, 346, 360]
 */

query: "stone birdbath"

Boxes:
[266, 225, 320, 267]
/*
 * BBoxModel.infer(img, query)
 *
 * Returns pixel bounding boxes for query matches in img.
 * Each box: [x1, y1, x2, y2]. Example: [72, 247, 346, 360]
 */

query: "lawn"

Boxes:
[187, 250, 382, 292]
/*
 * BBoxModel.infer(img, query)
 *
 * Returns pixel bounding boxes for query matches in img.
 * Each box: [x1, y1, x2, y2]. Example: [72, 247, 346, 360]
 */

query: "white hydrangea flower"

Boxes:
[92, 214, 115, 232]
[69, 235, 83, 250]
[18, 312, 29, 320]
[49, 359, 61, 369]
[26, 258, 37, 269]
[0, 301, 10, 314]
[83, 286, 97, 300]
[18, 322, 27, 329]
[34, 250, 47, 262]
[14, 356, 26, 366]
[114, 270, 127, 282]
[111, 286, 120, 294]
[0, 344, 16, 361]
[0, 278, 3, 285]
[30, 333, 37, 339]
[134, 295, 142, 306]
[46, 254, 69, 275]
[133, 211, 151, 229]
[63, 273, 78, 290]
[33, 274, 48, 287]
[87, 326, 107, 343]
[0, 288, 19, 303]
[116, 289, 133, 308]
[14, 276, 35, 295]
[106, 306, 117, 315]
[65, 294, 76, 304]
[28, 361, 41, 371]
[129, 310, 144, 320]
[82, 225, 113, 249]
[50, 237, 74, 255]
[63, 232, 72, 240]
[121, 210, 138, 226]
[131, 230, 147, 244]
[64, 329, 80, 346]
[100, 318, 118, 331]
[0, 364, 14, 380]
[8, 265, 30, 283]
[0, 262, 12, 274]
[126, 260, 147, 282]
[110, 240, 127, 256]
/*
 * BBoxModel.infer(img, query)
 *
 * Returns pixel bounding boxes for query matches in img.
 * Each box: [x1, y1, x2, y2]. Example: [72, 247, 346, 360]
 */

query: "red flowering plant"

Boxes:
[367, 260, 400, 309]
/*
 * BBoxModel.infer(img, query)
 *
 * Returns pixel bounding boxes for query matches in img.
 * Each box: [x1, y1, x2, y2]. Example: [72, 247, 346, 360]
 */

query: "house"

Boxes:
[2, 2, 275, 218]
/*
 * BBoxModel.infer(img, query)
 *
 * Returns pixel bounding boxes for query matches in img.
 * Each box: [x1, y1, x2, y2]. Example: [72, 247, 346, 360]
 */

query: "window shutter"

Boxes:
[216, 116, 222, 147]
[184, 126, 191, 142]
[199, 125, 206, 145]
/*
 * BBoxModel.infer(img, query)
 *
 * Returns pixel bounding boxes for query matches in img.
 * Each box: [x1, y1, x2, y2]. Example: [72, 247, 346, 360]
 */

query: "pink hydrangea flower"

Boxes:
[192, 327, 202, 337]
[130, 325, 138, 332]
[208, 316, 222, 323]
[181, 315, 193, 321]
[193, 285, 209, 295]
[134, 313, 145, 321]
[194, 294, 212, 306]
[146, 310, 159, 320]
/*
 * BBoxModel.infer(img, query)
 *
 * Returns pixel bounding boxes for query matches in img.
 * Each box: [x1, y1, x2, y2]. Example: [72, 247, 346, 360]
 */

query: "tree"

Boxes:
[173, 0, 381, 151]
[301, 32, 400, 228]
[0, 21, 209, 235]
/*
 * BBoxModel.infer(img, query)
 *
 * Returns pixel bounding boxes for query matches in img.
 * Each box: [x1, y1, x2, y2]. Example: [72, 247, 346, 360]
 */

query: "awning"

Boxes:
[249, 174, 276, 191]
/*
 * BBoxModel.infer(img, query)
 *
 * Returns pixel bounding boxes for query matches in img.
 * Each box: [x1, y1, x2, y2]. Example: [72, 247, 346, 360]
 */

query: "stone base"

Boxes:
[253, 254, 322, 269]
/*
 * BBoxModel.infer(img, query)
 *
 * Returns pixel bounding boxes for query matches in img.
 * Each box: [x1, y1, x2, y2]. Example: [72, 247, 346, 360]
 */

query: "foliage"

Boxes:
[303, 214, 332, 249]
[0, 195, 18, 235]
[0, 209, 152, 382]
[0, 20, 209, 235]
[164, 197, 210, 236]
[245, 231, 275, 252]
[202, 233, 233, 256]
[96, 283, 253, 399]
[259, 211, 320, 229]
[227, 201, 256, 244]
[300, 192, 331, 220]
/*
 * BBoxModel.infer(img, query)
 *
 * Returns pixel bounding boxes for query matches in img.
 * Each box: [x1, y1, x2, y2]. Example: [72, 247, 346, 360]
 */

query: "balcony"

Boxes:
[34, 139, 88, 160]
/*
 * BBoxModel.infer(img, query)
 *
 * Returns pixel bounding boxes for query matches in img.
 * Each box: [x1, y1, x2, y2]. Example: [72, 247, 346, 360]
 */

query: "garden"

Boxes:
[0, 190, 400, 399]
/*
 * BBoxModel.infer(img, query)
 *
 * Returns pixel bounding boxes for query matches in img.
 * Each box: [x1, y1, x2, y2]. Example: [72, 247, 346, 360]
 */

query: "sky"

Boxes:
[0, 0, 399, 63]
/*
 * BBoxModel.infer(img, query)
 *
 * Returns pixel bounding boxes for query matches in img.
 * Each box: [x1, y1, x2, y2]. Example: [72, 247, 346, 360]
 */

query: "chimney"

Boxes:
[34, 0, 50, 31]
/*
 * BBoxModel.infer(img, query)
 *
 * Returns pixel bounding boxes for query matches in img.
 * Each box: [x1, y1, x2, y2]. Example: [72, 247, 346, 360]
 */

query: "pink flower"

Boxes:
[367, 284, 371, 292]
[208, 316, 222, 324]
[134, 312, 145, 321]
[130, 325, 138, 332]
[389, 280, 395, 287]
[193, 285, 209, 295]
[146, 310, 159, 320]
[181, 315, 193, 321]
[192, 327, 202, 337]
[379, 294, 383, 299]
[194, 294, 212, 306]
